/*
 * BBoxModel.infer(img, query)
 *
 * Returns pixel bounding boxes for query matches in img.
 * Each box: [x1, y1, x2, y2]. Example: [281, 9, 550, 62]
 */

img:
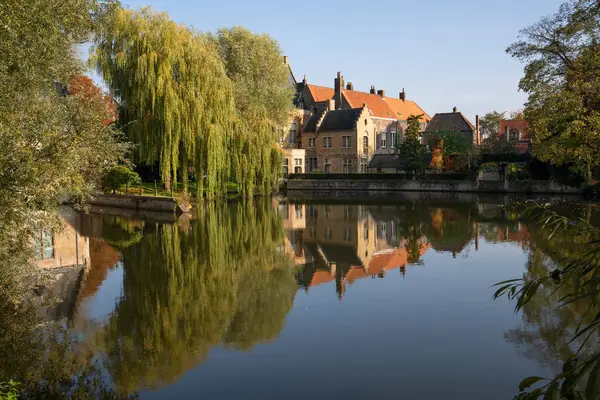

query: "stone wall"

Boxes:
[89, 194, 189, 214]
[287, 178, 581, 195]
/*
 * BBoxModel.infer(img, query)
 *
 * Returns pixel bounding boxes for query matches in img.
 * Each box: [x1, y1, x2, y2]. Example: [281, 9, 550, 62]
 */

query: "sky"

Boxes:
[107, 0, 566, 121]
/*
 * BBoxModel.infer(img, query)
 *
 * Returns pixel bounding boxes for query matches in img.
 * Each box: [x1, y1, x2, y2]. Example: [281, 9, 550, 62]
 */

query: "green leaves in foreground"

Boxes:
[494, 203, 600, 399]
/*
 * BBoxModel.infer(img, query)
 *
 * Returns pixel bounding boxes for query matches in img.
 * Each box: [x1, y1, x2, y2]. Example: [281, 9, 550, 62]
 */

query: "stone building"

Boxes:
[297, 72, 431, 162]
[301, 101, 375, 173]
[499, 119, 531, 154]
[422, 107, 481, 147]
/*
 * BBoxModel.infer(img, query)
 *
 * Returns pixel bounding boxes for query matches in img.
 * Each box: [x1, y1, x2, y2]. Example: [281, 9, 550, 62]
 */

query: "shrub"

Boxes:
[102, 166, 141, 193]
[0, 381, 19, 400]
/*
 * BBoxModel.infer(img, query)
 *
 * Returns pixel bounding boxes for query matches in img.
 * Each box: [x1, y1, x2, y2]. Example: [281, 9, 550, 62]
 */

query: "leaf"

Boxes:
[495, 278, 523, 286]
[544, 381, 559, 400]
[585, 361, 600, 400]
[520, 376, 546, 392]
[494, 284, 513, 299]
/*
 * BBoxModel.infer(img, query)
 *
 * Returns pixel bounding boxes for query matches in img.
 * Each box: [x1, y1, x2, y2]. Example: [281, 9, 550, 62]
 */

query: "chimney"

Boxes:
[370, 85, 376, 94]
[475, 115, 480, 145]
[327, 99, 335, 111]
[377, 89, 386, 98]
[346, 82, 353, 90]
[399, 88, 406, 102]
[283, 55, 289, 65]
[334, 71, 344, 110]
[453, 106, 458, 113]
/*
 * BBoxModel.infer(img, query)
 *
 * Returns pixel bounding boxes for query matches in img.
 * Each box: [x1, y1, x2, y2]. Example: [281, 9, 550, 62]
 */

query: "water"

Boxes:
[7, 195, 600, 399]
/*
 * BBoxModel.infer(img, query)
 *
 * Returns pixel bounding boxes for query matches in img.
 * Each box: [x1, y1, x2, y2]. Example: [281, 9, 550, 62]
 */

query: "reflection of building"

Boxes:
[287, 203, 430, 299]
[34, 208, 90, 270]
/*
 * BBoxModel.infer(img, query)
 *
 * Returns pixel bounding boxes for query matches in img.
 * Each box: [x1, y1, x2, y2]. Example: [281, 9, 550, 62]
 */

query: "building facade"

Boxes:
[499, 119, 531, 154]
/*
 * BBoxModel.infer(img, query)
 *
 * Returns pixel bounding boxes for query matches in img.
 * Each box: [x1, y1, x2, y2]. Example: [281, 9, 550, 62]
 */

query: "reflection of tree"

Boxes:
[101, 217, 143, 249]
[504, 223, 600, 376]
[99, 200, 297, 395]
[423, 207, 474, 255]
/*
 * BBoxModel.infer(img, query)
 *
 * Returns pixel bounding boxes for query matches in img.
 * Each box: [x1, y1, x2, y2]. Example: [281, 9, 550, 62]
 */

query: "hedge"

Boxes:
[288, 173, 471, 181]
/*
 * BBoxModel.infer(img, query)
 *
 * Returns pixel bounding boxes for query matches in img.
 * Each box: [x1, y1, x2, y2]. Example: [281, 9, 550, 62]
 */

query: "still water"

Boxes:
[18, 195, 600, 399]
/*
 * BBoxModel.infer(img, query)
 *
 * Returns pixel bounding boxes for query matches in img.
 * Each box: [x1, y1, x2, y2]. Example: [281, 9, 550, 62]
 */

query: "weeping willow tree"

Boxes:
[98, 199, 297, 395]
[213, 27, 294, 196]
[92, 7, 236, 197]
[92, 9, 294, 197]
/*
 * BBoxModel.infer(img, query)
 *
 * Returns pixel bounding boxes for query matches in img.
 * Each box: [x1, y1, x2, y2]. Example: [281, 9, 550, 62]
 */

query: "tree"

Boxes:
[92, 9, 293, 197]
[212, 27, 294, 196]
[480, 111, 506, 140]
[397, 114, 427, 176]
[507, 0, 600, 181]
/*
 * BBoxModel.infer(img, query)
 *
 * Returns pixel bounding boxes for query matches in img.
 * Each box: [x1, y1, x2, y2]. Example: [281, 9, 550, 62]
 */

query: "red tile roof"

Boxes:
[307, 84, 334, 103]
[342, 90, 397, 119]
[306, 84, 429, 121]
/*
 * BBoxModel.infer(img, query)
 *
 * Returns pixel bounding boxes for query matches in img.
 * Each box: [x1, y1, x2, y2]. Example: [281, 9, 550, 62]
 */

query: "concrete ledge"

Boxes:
[287, 179, 581, 195]
[89, 194, 190, 214]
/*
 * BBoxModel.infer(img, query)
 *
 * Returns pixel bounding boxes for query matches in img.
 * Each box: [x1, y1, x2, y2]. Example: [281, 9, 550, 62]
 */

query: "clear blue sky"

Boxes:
[112, 0, 565, 121]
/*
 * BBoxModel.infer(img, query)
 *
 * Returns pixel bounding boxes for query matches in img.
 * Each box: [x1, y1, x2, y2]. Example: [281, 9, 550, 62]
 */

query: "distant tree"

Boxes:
[398, 114, 427, 177]
[509, 110, 526, 120]
[479, 111, 506, 140]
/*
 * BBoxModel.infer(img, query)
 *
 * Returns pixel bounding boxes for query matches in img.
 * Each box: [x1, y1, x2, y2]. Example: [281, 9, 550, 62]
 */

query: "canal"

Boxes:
[4, 194, 599, 399]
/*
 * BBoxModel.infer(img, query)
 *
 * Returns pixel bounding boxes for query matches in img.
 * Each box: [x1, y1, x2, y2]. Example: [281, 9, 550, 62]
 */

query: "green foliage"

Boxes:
[480, 111, 506, 140]
[507, 164, 531, 181]
[428, 131, 472, 155]
[397, 114, 428, 176]
[507, 0, 600, 181]
[0, 381, 19, 400]
[494, 201, 600, 399]
[93, 9, 292, 197]
[102, 166, 141, 193]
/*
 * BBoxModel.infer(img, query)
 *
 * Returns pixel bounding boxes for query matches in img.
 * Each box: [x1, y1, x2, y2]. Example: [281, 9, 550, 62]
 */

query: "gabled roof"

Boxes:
[342, 90, 396, 119]
[306, 84, 334, 103]
[305, 83, 430, 121]
[303, 112, 322, 133]
[424, 112, 475, 133]
[386, 97, 431, 122]
[319, 108, 363, 131]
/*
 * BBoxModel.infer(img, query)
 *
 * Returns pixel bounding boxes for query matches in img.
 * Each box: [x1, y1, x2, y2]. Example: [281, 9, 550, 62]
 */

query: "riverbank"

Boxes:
[286, 178, 581, 195]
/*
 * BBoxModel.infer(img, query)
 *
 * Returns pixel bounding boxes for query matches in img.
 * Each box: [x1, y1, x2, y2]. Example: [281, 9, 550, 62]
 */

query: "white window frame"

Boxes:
[288, 122, 298, 144]
[360, 156, 368, 173]
[323, 136, 332, 149]
[324, 158, 331, 173]
[294, 158, 302, 166]
[343, 157, 352, 173]
[308, 137, 316, 148]
[380, 131, 387, 148]
[342, 135, 351, 148]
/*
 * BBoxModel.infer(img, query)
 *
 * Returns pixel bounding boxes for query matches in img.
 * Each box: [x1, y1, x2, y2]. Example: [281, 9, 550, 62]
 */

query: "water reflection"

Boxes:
[3, 196, 600, 399]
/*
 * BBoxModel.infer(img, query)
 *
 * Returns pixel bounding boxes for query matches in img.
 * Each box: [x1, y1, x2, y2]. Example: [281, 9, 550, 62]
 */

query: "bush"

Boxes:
[506, 164, 531, 181]
[0, 381, 19, 400]
[102, 166, 141, 193]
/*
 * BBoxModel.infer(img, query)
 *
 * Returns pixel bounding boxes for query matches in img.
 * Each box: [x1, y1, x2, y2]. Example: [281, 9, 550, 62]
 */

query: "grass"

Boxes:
[109, 181, 240, 198]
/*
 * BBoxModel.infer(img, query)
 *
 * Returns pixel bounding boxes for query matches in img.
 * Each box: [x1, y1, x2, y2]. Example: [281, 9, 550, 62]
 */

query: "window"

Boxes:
[391, 131, 397, 148]
[308, 137, 316, 148]
[308, 204, 317, 218]
[509, 129, 520, 141]
[363, 136, 369, 153]
[343, 228, 352, 242]
[342, 135, 351, 148]
[307, 157, 318, 172]
[294, 158, 302, 166]
[309, 228, 315, 237]
[325, 205, 331, 218]
[288, 122, 297, 144]
[363, 222, 369, 240]
[283, 158, 289, 177]
[324, 158, 331, 173]
[360, 156, 368, 173]
[34, 229, 54, 260]
[324, 227, 332, 239]
[391, 221, 397, 239]
[378, 222, 387, 239]
[323, 136, 332, 149]
[380, 131, 387, 148]
[343, 204, 352, 219]
[343, 157, 353, 173]
[295, 204, 303, 218]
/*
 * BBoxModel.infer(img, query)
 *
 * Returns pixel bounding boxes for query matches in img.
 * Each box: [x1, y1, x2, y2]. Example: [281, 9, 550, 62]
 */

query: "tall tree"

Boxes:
[480, 111, 505, 140]
[213, 27, 294, 196]
[92, 7, 236, 197]
[508, 0, 600, 181]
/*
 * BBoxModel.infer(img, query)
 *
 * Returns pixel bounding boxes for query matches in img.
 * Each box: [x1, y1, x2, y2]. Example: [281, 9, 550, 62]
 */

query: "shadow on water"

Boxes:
[2, 194, 600, 398]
